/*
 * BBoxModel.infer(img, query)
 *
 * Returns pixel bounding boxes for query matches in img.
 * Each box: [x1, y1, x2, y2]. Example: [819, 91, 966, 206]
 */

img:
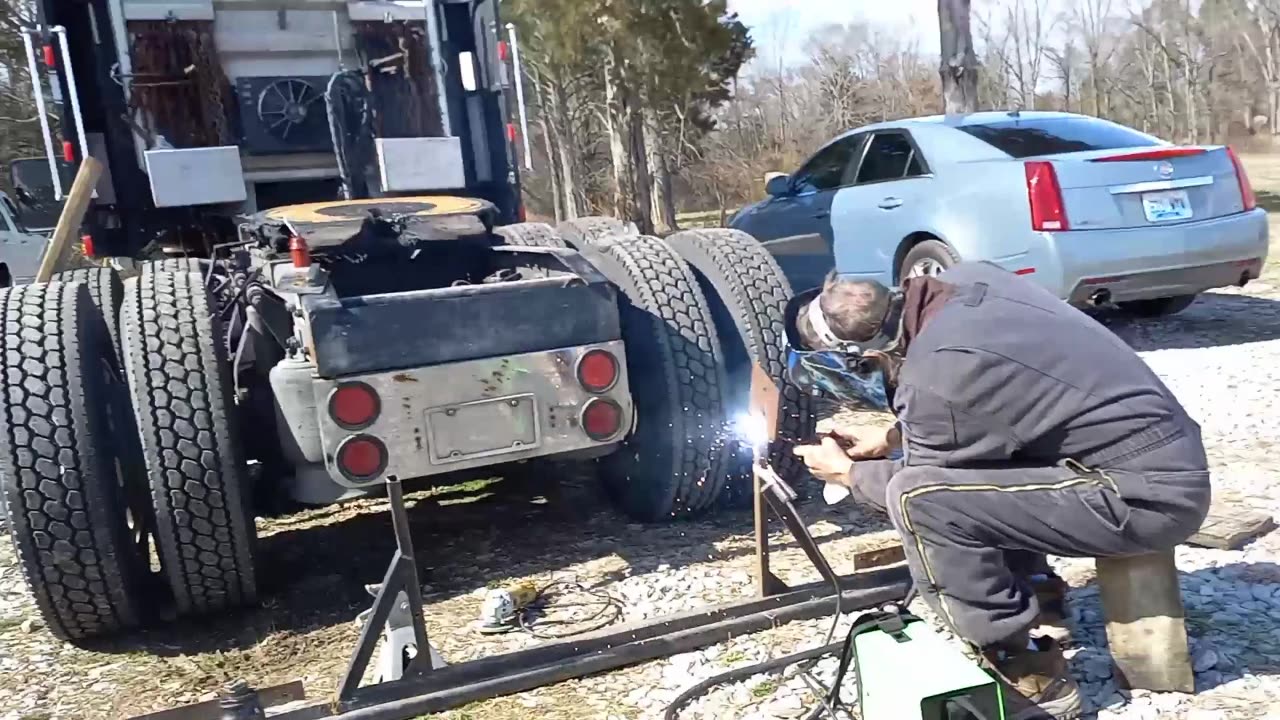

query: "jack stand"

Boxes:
[356, 585, 447, 683]
[337, 476, 433, 701]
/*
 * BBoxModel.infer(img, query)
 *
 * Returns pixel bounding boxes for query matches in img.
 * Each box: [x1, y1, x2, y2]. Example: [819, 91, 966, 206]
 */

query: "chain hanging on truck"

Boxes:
[353, 21, 443, 139]
[127, 20, 232, 148]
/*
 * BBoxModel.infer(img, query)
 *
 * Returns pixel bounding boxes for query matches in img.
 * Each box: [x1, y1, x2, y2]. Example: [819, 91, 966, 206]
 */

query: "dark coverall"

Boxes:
[849, 261, 1211, 649]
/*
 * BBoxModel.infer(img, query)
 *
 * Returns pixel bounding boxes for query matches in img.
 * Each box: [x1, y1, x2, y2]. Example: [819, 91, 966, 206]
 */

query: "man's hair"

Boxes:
[797, 271, 893, 349]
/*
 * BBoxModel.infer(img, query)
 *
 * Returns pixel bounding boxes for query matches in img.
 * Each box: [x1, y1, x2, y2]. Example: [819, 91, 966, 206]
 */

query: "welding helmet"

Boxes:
[783, 284, 904, 411]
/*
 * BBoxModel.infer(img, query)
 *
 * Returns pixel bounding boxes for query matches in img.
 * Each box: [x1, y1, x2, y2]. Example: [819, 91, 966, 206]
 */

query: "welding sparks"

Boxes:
[733, 412, 770, 453]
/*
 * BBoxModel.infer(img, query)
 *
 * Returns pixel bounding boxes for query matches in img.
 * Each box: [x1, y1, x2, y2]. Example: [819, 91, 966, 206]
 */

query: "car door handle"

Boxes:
[878, 197, 903, 210]
[813, 211, 830, 220]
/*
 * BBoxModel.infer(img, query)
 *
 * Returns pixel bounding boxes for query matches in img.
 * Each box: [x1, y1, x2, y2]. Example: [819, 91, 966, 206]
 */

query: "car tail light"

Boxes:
[336, 435, 387, 481]
[329, 382, 380, 430]
[577, 349, 619, 393]
[1089, 147, 1205, 162]
[1024, 161, 1068, 232]
[1226, 146, 1257, 211]
[581, 398, 623, 441]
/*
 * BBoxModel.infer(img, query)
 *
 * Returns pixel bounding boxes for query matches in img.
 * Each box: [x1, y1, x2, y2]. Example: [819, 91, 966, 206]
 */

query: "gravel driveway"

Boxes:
[3, 267, 1280, 720]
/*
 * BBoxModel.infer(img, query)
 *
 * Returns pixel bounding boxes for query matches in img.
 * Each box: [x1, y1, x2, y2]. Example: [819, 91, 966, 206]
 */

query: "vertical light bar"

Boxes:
[505, 22, 532, 171]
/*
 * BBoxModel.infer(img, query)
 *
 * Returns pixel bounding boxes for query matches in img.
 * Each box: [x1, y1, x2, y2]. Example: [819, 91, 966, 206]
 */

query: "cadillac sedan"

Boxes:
[730, 111, 1268, 316]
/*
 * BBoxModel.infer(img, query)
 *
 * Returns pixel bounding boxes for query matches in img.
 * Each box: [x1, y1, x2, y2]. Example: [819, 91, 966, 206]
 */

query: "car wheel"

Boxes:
[899, 239, 959, 282]
[1117, 294, 1198, 318]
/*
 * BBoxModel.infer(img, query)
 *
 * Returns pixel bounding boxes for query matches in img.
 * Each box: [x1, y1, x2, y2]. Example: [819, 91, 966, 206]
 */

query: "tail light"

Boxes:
[329, 382, 380, 430]
[289, 236, 311, 268]
[62, 140, 75, 163]
[336, 435, 387, 481]
[42, 44, 55, 67]
[1089, 147, 1205, 162]
[1226, 146, 1257, 212]
[506, 122, 517, 143]
[498, 40, 510, 62]
[581, 398, 623, 441]
[577, 349, 619, 393]
[1024, 161, 1068, 232]
[81, 234, 95, 258]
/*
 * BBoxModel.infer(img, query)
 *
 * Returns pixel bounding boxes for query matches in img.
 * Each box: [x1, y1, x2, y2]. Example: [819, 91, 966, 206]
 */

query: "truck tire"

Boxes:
[666, 229, 817, 506]
[494, 222, 569, 248]
[557, 217, 639, 250]
[121, 271, 258, 615]
[898, 239, 959, 282]
[0, 282, 149, 642]
[53, 267, 124, 364]
[1118, 294, 1198, 318]
[581, 235, 732, 520]
[146, 258, 209, 276]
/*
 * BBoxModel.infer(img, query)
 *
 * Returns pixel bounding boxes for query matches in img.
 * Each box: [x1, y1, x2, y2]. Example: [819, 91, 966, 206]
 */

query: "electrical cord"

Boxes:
[326, 70, 374, 200]
[515, 581, 625, 640]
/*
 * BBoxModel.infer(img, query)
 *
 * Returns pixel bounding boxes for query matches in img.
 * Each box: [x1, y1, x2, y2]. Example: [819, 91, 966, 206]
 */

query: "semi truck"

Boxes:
[0, 0, 815, 643]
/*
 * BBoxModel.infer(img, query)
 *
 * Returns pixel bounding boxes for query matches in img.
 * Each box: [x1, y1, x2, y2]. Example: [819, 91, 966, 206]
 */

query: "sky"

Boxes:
[725, 0, 1082, 69]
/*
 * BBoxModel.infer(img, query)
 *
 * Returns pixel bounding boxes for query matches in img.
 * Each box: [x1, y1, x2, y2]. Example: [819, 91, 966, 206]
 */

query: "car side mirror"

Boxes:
[765, 173, 791, 197]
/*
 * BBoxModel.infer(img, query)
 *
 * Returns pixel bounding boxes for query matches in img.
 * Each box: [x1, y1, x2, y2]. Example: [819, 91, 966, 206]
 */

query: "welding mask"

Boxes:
[783, 285, 904, 411]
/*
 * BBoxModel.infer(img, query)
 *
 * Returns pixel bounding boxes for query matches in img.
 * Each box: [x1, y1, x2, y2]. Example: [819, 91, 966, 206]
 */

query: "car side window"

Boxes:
[791, 134, 865, 194]
[0, 197, 17, 233]
[856, 132, 926, 185]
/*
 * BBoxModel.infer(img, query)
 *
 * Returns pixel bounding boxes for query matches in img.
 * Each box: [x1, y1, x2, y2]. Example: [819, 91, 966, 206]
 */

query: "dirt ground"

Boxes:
[3, 156, 1280, 720]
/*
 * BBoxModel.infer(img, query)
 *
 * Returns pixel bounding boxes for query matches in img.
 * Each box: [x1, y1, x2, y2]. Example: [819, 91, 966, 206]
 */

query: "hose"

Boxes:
[326, 70, 375, 200]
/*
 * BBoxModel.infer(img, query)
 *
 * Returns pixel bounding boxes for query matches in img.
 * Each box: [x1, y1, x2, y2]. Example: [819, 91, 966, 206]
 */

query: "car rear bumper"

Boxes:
[1034, 208, 1269, 304]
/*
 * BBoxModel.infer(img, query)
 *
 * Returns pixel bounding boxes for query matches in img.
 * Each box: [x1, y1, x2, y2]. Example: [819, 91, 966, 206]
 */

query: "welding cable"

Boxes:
[516, 581, 625, 640]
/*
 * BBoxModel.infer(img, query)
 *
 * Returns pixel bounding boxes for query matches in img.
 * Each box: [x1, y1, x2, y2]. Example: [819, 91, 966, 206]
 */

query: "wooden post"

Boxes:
[1095, 551, 1195, 693]
[35, 156, 103, 283]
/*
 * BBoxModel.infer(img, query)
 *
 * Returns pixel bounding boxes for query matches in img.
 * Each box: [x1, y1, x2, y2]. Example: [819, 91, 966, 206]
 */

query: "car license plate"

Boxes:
[1141, 189, 1193, 223]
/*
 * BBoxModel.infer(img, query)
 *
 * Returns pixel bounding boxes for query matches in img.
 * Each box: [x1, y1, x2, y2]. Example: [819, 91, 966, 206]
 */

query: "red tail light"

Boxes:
[498, 40, 509, 62]
[506, 122, 517, 143]
[336, 435, 387, 480]
[62, 140, 75, 163]
[577, 349, 619, 393]
[1089, 147, 1205, 162]
[289, 236, 311, 268]
[81, 234, 95, 258]
[329, 382, 380, 430]
[582, 398, 623, 441]
[42, 44, 55, 68]
[1226, 146, 1257, 212]
[1024, 161, 1068, 232]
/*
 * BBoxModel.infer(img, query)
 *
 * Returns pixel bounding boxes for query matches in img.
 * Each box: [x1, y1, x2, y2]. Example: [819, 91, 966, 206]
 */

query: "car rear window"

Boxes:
[958, 117, 1161, 158]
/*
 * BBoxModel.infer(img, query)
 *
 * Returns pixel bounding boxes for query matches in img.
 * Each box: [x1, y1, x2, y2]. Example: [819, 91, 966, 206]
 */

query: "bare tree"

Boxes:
[939, 0, 981, 112]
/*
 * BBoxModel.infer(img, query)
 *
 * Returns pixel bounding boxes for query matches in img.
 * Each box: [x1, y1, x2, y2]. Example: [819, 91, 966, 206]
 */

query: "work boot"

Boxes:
[1030, 574, 1072, 643]
[983, 637, 1084, 720]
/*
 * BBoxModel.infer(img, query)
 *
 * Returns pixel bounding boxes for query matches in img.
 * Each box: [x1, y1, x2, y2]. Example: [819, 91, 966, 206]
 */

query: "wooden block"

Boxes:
[853, 543, 906, 570]
[1095, 551, 1194, 693]
[1186, 505, 1276, 550]
[36, 157, 102, 283]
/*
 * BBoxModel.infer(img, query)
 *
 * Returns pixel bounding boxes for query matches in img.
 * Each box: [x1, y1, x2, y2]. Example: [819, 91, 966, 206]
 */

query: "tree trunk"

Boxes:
[603, 45, 653, 234]
[645, 108, 677, 234]
[938, 0, 979, 113]
[548, 78, 579, 220]
[538, 112, 565, 222]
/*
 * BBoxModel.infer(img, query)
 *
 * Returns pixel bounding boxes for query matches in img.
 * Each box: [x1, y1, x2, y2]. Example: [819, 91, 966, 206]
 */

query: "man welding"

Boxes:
[787, 262, 1211, 720]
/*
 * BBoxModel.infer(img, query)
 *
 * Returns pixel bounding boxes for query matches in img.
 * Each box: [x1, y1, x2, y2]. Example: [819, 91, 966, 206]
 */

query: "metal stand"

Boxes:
[337, 477, 433, 701]
[135, 448, 912, 720]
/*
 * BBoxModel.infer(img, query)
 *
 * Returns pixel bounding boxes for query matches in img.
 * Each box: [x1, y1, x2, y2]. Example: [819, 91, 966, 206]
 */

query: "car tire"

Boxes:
[494, 222, 570, 248]
[121, 270, 258, 616]
[53, 267, 124, 364]
[557, 217, 640, 250]
[0, 281, 151, 642]
[665, 228, 818, 507]
[1118, 294, 1198, 318]
[579, 235, 732, 521]
[898, 239, 960, 282]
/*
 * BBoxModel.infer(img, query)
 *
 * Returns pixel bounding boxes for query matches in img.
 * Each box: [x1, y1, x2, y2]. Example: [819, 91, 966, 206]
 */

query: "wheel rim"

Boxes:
[907, 258, 945, 279]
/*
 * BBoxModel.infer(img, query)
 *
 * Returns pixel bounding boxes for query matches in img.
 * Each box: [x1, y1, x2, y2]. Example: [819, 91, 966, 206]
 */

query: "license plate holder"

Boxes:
[1141, 189, 1193, 223]
[426, 394, 539, 464]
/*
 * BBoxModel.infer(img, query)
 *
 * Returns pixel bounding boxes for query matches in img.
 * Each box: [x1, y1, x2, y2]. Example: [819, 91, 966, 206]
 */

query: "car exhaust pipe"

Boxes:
[1088, 289, 1112, 307]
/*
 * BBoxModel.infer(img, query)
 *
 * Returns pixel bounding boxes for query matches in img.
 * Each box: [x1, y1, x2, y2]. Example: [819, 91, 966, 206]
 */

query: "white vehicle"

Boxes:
[0, 190, 50, 287]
